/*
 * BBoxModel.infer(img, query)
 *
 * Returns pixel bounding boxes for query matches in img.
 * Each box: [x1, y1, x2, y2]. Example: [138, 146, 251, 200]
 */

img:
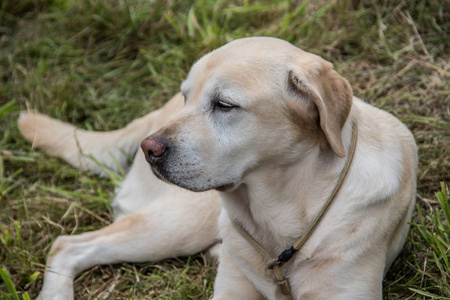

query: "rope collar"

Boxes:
[231, 120, 358, 300]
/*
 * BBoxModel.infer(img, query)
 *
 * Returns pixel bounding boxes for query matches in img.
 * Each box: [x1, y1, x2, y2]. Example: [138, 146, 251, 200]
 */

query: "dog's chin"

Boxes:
[150, 165, 236, 193]
[176, 179, 237, 193]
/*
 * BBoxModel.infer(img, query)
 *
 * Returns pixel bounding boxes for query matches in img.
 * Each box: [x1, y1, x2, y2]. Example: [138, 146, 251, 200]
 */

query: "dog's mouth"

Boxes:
[149, 165, 171, 183]
[215, 183, 235, 192]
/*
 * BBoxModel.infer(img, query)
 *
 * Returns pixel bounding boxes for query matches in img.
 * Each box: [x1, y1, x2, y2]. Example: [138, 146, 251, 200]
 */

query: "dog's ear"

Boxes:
[288, 63, 353, 158]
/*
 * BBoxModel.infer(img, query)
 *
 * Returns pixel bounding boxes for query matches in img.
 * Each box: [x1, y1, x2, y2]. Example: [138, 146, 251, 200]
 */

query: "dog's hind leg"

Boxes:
[18, 94, 184, 175]
[37, 191, 220, 300]
[17, 110, 156, 174]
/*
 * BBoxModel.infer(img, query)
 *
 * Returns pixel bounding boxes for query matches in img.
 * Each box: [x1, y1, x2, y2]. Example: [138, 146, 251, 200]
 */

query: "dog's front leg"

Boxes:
[213, 247, 264, 300]
[38, 212, 156, 300]
[38, 195, 220, 300]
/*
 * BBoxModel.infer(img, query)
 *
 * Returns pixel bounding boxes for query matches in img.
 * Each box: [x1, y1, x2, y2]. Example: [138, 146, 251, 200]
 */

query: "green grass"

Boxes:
[408, 183, 450, 298]
[0, 0, 449, 298]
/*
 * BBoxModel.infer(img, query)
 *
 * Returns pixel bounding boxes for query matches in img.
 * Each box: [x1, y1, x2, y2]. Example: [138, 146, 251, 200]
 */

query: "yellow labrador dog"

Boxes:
[19, 37, 417, 299]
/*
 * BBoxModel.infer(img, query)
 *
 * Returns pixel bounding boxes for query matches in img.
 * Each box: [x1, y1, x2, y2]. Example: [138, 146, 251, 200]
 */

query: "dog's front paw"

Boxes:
[37, 272, 75, 300]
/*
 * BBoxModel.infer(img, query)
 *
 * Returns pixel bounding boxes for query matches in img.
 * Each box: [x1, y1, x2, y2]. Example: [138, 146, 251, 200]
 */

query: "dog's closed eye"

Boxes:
[213, 100, 239, 112]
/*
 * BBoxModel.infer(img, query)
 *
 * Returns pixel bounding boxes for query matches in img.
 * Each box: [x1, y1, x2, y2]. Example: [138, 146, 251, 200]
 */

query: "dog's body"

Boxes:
[19, 37, 417, 299]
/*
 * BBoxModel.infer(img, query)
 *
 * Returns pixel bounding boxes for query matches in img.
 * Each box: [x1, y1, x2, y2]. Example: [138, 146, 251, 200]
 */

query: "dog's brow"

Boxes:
[211, 90, 223, 101]
[211, 85, 232, 101]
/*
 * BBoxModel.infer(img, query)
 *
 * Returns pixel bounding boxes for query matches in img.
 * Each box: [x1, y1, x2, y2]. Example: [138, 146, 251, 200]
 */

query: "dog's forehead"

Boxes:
[196, 38, 296, 76]
[181, 37, 327, 97]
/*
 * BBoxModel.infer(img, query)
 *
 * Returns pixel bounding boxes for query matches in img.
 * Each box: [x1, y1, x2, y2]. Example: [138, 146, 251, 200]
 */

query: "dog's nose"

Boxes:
[141, 136, 169, 164]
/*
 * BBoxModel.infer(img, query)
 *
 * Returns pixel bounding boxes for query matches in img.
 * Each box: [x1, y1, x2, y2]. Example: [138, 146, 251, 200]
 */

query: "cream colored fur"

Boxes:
[18, 37, 417, 300]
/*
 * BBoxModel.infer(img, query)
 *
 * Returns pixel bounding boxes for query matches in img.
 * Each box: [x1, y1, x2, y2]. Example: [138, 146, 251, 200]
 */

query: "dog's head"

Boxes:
[141, 37, 352, 192]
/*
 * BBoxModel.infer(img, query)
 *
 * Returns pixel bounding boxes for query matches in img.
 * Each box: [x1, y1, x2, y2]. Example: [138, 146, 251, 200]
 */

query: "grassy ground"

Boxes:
[0, 0, 449, 299]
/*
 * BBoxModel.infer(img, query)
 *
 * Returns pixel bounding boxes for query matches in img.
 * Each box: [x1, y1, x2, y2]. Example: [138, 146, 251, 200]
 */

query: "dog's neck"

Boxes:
[221, 118, 355, 254]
